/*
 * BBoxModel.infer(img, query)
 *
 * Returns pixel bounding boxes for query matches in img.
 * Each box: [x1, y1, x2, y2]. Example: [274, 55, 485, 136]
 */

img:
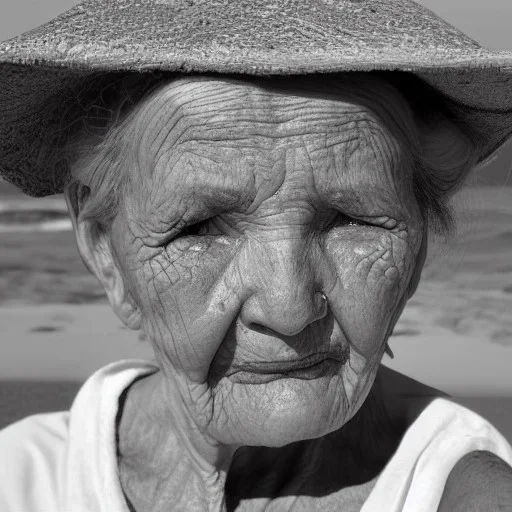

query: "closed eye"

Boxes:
[180, 220, 209, 237]
[329, 212, 366, 229]
[172, 218, 222, 241]
[331, 211, 404, 231]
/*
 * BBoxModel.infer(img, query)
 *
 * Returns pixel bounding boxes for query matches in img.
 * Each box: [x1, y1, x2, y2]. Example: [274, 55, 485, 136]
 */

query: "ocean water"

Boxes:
[0, 197, 71, 233]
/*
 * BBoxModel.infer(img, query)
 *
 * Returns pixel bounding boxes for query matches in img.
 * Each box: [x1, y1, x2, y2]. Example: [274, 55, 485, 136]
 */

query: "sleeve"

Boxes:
[0, 412, 70, 512]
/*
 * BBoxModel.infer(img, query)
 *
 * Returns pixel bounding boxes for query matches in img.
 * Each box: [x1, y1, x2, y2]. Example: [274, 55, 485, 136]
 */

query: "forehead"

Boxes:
[124, 76, 414, 225]
[132, 75, 407, 154]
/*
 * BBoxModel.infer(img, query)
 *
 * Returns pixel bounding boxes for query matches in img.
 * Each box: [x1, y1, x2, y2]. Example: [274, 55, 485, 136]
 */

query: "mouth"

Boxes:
[228, 350, 348, 385]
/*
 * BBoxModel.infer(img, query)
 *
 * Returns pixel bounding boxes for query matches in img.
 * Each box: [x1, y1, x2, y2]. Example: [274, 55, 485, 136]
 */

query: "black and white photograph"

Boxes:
[0, 1, 511, 510]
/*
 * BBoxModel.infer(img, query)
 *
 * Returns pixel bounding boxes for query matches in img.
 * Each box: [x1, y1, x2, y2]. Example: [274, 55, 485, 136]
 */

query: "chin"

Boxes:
[212, 371, 357, 448]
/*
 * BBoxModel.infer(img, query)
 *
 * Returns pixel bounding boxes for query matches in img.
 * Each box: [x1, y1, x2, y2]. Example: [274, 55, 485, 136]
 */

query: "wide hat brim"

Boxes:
[2, 0, 512, 196]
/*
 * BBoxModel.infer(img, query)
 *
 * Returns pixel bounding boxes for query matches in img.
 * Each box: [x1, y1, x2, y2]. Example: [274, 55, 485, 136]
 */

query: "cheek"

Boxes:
[324, 227, 417, 358]
[133, 236, 239, 377]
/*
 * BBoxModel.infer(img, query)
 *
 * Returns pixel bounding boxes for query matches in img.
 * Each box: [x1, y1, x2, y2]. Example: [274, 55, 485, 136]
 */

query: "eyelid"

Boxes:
[368, 216, 400, 229]
[358, 216, 410, 236]
[166, 217, 222, 244]
[331, 211, 367, 228]
[335, 213, 405, 231]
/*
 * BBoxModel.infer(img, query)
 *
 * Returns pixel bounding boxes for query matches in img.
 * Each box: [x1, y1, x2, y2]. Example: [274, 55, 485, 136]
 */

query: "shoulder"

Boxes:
[376, 367, 512, 510]
[0, 412, 69, 511]
[438, 450, 512, 512]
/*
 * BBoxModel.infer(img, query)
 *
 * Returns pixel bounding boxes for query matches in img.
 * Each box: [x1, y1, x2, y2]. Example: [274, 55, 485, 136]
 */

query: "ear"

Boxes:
[64, 182, 142, 330]
[407, 227, 428, 299]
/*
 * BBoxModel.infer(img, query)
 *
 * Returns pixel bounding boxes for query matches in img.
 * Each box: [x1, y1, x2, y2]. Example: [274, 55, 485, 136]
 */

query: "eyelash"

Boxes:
[330, 212, 366, 229]
[180, 221, 208, 237]
[171, 219, 217, 243]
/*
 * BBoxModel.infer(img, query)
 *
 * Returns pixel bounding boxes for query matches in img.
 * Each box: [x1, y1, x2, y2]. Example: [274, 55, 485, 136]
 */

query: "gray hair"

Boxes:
[64, 72, 478, 235]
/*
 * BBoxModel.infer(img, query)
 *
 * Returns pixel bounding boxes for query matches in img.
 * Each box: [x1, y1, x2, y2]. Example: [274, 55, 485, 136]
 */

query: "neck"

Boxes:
[224, 373, 408, 509]
[115, 366, 416, 512]
[116, 371, 237, 512]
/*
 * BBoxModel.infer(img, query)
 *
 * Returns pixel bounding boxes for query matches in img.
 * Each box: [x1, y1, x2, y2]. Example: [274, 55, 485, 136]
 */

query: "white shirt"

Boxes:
[1, 360, 511, 512]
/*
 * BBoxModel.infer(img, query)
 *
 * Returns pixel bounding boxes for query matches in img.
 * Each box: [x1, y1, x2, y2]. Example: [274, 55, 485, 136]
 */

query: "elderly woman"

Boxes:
[1, 0, 512, 511]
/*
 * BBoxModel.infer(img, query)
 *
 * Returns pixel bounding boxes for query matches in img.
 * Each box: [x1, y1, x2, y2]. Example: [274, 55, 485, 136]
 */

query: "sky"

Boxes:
[1, 1, 512, 49]
[420, 1, 512, 50]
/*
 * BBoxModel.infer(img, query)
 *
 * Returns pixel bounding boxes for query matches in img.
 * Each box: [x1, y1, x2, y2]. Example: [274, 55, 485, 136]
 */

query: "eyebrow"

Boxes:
[312, 126, 413, 215]
[138, 150, 259, 244]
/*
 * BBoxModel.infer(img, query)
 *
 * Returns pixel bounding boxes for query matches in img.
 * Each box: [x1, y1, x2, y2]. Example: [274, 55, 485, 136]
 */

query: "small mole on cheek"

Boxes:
[385, 266, 399, 280]
[218, 301, 226, 313]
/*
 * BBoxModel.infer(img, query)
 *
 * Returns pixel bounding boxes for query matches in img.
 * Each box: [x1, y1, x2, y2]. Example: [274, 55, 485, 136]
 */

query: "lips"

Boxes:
[228, 349, 348, 385]
[233, 353, 330, 373]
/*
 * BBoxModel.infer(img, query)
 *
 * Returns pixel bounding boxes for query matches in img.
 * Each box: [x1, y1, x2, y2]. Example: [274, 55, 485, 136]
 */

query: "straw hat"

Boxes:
[1, 0, 512, 196]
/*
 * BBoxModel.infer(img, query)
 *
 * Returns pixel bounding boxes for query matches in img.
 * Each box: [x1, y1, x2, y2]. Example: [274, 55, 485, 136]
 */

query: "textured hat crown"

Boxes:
[1, 0, 512, 196]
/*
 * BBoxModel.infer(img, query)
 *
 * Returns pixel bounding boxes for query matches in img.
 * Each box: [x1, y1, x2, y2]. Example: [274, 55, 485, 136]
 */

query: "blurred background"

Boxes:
[0, 1, 511, 437]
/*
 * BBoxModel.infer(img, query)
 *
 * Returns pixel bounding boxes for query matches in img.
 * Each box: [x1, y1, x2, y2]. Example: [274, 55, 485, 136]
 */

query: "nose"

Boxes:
[239, 240, 328, 337]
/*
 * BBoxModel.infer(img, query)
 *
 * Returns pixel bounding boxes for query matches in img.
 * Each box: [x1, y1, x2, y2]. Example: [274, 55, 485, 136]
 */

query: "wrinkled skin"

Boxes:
[69, 76, 433, 511]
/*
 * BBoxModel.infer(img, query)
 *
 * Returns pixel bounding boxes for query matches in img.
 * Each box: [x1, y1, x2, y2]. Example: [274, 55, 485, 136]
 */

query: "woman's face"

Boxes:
[107, 76, 426, 447]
